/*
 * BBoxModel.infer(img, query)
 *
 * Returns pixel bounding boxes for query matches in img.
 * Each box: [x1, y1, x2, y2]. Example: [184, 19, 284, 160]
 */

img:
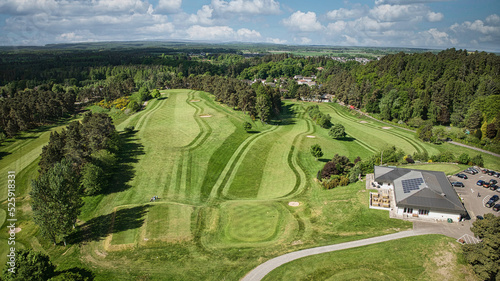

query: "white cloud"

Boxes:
[266, 37, 287, 44]
[413, 28, 456, 46]
[486, 14, 500, 25]
[370, 4, 438, 22]
[282, 11, 323, 32]
[186, 25, 261, 41]
[426, 11, 443, 22]
[157, 0, 182, 13]
[237, 28, 261, 39]
[211, 0, 281, 15]
[375, 0, 450, 4]
[326, 7, 366, 20]
[188, 5, 214, 25]
[139, 22, 175, 34]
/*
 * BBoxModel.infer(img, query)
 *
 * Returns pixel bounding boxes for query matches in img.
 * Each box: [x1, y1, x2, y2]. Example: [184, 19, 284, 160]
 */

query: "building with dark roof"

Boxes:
[374, 166, 467, 222]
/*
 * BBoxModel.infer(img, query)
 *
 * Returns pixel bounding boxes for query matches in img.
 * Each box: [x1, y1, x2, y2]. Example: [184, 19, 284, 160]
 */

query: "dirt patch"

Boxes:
[306, 135, 316, 138]
[382, 126, 392, 129]
[200, 115, 212, 118]
[190, 100, 201, 102]
[360, 121, 369, 123]
[288, 201, 300, 207]
[94, 249, 108, 258]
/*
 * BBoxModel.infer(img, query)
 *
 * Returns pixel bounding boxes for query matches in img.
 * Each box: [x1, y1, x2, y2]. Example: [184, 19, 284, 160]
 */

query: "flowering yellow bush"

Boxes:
[97, 96, 130, 110]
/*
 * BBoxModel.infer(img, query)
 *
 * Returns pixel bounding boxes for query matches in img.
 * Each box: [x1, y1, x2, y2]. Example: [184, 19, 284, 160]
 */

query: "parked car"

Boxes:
[451, 182, 465, 187]
[494, 172, 500, 178]
[493, 204, 500, 212]
[489, 179, 498, 185]
[490, 184, 498, 191]
[455, 173, 468, 179]
[481, 169, 489, 174]
[465, 168, 478, 174]
[488, 170, 496, 176]
[485, 195, 499, 208]
[476, 215, 484, 220]
[477, 180, 486, 186]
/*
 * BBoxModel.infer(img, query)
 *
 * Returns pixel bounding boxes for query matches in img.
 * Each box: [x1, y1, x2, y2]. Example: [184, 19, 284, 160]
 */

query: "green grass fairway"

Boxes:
[0, 90, 485, 280]
[144, 203, 193, 243]
[398, 163, 467, 175]
[263, 235, 474, 281]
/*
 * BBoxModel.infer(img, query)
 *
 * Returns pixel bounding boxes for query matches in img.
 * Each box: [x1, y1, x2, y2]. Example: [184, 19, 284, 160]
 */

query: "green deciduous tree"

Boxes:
[458, 153, 470, 164]
[30, 159, 83, 245]
[80, 163, 105, 196]
[151, 89, 161, 99]
[463, 213, 499, 281]
[243, 122, 252, 132]
[1, 249, 56, 281]
[310, 144, 323, 161]
[471, 154, 484, 167]
[329, 124, 346, 139]
[417, 123, 433, 142]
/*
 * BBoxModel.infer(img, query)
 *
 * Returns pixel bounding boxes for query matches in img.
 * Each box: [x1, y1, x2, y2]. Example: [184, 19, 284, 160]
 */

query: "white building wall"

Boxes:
[396, 207, 462, 222]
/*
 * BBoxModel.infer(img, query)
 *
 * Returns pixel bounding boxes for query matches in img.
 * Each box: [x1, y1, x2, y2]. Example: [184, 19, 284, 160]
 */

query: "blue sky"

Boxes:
[0, 0, 499, 51]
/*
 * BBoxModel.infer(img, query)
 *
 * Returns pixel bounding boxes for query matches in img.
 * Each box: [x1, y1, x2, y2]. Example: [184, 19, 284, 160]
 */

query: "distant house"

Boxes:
[373, 166, 467, 222]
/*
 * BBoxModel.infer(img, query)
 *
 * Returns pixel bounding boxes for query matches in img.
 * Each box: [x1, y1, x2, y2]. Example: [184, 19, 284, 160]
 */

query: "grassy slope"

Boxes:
[263, 234, 476, 281]
[0, 92, 487, 280]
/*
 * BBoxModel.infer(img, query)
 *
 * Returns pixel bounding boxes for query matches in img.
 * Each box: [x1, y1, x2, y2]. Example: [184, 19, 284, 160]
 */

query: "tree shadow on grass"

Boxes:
[103, 131, 145, 194]
[337, 136, 356, 142]
[0, 151, 11, 161]
[67, 205, 148, 244]
[54, 267, 95, 280]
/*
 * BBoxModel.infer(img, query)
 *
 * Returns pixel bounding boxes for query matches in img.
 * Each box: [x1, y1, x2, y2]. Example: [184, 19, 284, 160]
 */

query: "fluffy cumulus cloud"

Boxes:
[282, 11, 323, 32]
[322, 1, 450, 47]
[326, 7, 366, 21]
[449, 14, 500, 49]
[0, 0, 179, 45]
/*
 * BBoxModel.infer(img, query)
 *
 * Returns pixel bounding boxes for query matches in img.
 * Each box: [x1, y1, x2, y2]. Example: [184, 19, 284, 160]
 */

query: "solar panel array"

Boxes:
[402, 178, 424, 193]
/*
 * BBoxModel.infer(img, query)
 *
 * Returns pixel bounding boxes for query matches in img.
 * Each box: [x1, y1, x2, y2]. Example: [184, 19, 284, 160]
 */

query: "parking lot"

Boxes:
[450, 168, 500, 220]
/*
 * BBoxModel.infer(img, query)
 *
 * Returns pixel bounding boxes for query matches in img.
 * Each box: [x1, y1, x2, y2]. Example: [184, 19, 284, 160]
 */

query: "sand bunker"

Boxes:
[200, 115, 212, 118]
[306, 135, 316, 138]
[288, 202, 300, 207]
[382, 126, 392, 129]
[360, 121, 368, 123]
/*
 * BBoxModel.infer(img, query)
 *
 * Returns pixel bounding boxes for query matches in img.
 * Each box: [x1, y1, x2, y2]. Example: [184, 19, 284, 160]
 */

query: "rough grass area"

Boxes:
[263, 235, 476, 281]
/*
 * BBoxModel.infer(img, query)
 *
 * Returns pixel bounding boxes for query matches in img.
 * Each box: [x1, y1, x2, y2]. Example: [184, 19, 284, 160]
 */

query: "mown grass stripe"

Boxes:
[209, 125, 279, 200]
[329, 104, 426, 153]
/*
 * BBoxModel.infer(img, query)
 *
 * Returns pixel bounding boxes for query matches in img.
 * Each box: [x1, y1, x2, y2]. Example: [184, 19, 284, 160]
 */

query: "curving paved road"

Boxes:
[241, 229, 432, 281]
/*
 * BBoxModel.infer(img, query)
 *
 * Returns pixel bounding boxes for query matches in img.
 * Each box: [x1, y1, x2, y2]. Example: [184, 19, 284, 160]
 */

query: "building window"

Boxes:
[418, 209, 429, 215]
[404, 208, 413, 214]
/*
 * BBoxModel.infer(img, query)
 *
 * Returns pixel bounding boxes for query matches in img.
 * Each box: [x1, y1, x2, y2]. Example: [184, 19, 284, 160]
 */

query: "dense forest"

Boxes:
[0, 45, 499, 152]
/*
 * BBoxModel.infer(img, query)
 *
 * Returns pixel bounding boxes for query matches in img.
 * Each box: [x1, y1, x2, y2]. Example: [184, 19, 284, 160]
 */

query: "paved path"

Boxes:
[449, 141, 500, 158]
[241, 229, 432, 281]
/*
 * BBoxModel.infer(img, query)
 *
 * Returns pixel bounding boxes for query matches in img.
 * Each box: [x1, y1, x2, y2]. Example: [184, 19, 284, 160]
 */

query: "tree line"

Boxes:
[32, 112, 119, 245]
